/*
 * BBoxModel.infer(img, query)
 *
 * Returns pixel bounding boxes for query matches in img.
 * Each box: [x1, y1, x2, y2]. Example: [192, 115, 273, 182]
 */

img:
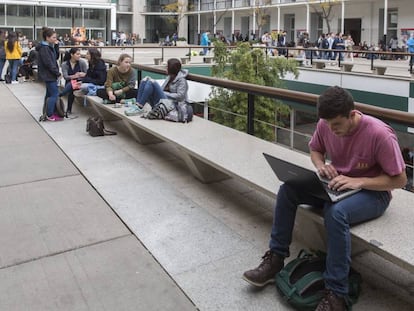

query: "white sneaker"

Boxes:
[11, 81, 19, 84]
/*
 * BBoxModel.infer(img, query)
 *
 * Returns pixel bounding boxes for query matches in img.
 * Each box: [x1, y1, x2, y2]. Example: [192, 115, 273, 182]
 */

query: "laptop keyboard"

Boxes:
[322, 182, 348, 196]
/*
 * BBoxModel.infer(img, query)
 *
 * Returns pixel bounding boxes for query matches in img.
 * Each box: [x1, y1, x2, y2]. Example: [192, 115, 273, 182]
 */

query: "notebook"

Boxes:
[263, 153, 361, 202]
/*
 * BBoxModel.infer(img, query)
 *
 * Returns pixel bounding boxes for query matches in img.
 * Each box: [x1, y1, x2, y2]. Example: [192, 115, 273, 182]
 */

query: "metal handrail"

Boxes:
[101, 58, 414, 129]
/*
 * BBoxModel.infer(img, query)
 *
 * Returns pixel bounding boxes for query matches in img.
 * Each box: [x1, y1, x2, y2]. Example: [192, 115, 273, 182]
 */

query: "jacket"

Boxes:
[5, 41, 22, 60]
[104, 66, 136, 94]
[36, 41, 60, 82]
[81, 59, 107, 85]
[161, 69, 189, 104]
[61, 58, 88, 82]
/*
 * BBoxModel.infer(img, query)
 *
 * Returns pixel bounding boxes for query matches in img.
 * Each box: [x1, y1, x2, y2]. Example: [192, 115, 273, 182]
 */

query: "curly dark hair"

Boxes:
[317, 86, 354, 119]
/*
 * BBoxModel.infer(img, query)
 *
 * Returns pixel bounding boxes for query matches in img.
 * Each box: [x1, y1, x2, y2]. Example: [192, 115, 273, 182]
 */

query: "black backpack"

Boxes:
[39, 97, 66, 121]
[275, 249, 362, 311]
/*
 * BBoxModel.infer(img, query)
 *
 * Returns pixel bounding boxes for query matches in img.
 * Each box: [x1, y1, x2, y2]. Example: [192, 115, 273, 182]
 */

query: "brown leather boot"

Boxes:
[242, 250, 284, 287]
[315, 289, 346, 311]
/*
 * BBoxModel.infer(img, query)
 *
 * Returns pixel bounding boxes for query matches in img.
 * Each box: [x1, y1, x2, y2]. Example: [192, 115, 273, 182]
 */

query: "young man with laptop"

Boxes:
[243, 86, 407, 311]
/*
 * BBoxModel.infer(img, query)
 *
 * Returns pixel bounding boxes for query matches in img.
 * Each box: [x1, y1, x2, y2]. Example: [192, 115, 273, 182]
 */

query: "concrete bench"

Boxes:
[85, 95, 414, 275]
[180, 57, 190, 65]
[203, 56, 214, 64]
[374, 65, 387, 75]
[154, 58, 163, 65]
[341, 62, 354, 72]
[312, 59, 330, 69]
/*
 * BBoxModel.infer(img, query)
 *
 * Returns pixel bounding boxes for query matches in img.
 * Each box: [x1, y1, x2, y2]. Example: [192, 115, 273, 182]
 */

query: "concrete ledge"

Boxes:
[374, 66, 387, 75]
[203, 56, 213, 64]
[83, 94, 414, 276]
[312, 59, 329, 69]
[342, 62, 354, 72]
[180, 57, 190, 65]
[154, 57, 163, 65]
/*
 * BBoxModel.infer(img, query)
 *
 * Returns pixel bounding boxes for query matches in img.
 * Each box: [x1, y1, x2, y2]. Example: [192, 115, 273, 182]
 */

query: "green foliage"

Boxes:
[209, 41, 299, 141]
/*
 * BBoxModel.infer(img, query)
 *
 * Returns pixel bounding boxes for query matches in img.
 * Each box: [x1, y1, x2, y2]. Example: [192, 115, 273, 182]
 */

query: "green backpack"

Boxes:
[275, 249, 362, 311]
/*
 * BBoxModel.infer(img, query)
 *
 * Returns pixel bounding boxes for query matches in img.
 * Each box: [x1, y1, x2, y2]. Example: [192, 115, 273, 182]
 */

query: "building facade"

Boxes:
[1, 0, 413, 47]
[142, 0, 414, 47]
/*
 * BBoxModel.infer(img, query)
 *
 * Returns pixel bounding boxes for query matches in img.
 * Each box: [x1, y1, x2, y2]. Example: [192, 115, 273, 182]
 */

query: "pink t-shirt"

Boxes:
[309, 111, 405, 178]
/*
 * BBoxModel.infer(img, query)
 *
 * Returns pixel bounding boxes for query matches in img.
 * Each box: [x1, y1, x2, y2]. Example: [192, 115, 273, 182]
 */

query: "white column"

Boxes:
[252, 7, 256, 36]
[110, 3, 116, 31]
[341, 0, 345, 34]
[384, 0, 388, 37]
[306, 3, 310, 33]
[232, 9, 235, 38]
[277, 6, 280, 32]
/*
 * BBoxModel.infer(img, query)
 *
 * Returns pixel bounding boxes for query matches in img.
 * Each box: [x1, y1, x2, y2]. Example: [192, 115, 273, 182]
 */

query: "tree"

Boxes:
[163, 1, 189, 35]
[208, 41, 299, 141]
[308, 0, 340, 34]
[254, 0, 272, 38]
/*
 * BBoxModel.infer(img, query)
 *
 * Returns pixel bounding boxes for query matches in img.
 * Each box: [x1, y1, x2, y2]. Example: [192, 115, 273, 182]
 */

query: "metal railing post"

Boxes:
[247, 94, 255, 135]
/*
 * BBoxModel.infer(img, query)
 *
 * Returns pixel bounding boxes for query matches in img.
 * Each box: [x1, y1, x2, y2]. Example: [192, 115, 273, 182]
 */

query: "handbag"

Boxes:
[86, 116, 117, 137]
[71, 79, 81, 90]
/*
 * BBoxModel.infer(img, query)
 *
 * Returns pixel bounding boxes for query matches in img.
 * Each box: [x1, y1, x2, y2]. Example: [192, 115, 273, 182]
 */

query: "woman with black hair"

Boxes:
[125, 58, 188, 115]
[59, 47, 88, 115]
[5, 31, 22, 83]
[77, 48, 107, 95]
[36, 28, 61, 121]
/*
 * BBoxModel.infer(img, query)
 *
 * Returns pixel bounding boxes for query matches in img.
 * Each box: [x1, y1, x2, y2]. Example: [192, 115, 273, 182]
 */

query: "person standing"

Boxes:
[5, 31, 22, 83]
[0, 30, 6, 81]
[243, 86, 407, 311]
[201, 30, 211, 56]
[36, 28, 62, 121]
[406, 33, 414, 70]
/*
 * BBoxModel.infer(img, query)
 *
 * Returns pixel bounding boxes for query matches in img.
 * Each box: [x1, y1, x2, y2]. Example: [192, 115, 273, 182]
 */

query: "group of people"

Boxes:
[0, 29, 33, 84]
[36, 27, 188, 121]
[34, 26, 411, 311]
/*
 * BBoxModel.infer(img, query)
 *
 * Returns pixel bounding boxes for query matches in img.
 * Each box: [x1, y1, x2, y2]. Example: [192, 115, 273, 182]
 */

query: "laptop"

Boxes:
[263, 153, 361, 202]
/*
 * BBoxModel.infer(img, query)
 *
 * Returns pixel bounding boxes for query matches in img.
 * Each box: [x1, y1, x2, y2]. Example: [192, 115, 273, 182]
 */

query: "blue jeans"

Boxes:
[0, 58, 5, 79]
[136, 78, 166, 107]
[269, 183, 390, 296]
[60, 82, 75, 113]
[45, 80, 59, 117]
[8, 59, 20, 81]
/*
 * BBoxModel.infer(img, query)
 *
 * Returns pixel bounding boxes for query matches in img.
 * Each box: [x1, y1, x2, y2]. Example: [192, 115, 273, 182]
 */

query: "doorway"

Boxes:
[344, 18, 361, 45]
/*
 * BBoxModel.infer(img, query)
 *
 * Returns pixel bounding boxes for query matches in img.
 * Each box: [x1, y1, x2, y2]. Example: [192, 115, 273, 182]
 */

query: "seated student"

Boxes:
[76, 48, 107, 96]
[242, 86, 407, 311]
[59, 47, 88, 114]
[97, 53, 137, 103]
[125, 58, 188, 116]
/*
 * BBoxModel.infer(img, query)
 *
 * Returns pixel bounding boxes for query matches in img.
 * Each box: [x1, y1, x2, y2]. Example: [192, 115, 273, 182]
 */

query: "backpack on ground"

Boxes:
[275, 249, 362, 311]
[145, 98, 193, 123]
[39, 97, 66, 121]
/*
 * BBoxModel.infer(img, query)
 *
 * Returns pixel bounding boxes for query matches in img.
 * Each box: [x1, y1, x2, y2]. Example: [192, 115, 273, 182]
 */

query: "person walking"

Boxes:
[4, 31, 22, 83]
[36, 27, 62, 121]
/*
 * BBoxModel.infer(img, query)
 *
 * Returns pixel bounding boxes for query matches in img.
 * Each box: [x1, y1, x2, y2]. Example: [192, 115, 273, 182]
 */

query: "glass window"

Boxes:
[84, 9, 107, 28]
[46, 6, 72, 27]
[0, 4, 4, 25]
[6, 5, 34, 26]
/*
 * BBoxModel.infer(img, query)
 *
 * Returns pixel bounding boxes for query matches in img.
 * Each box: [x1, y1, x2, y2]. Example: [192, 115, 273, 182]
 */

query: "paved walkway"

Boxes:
[0, 81, 413, 310]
